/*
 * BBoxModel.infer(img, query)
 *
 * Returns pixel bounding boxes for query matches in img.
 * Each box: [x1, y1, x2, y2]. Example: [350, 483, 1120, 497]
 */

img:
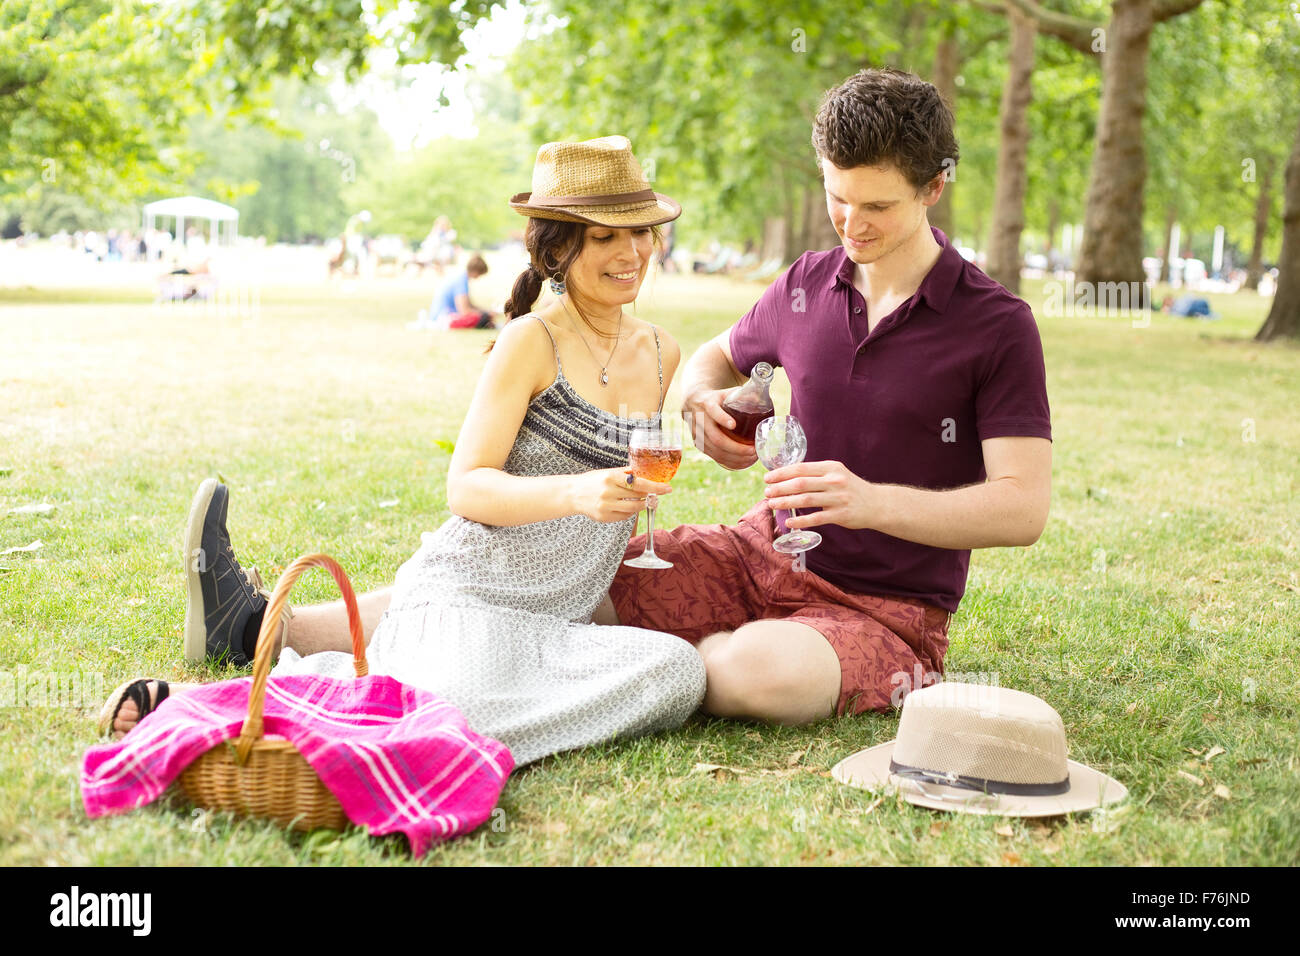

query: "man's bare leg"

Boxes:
[594, 596, 838, 723]
[696, 620, 841, 724]
[283, 586, 394, 656]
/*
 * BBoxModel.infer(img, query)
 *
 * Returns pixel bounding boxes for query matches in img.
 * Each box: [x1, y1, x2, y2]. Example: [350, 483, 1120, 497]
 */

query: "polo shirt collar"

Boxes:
[918, 226, 962, 314]
[831, 225, 964, 315]
[834, 253, 856, 289]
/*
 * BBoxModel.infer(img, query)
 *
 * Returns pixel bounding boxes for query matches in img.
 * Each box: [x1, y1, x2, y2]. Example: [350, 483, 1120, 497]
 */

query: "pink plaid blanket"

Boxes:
[81, 675, 514, 856]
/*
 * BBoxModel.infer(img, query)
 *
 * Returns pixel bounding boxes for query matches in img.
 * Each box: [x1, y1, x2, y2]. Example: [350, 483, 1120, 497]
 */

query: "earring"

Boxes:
[549, 272, 566, 296]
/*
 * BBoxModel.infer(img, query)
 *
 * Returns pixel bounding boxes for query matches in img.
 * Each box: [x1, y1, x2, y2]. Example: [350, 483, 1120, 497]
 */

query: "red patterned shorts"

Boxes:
[608, 501, 952, 716]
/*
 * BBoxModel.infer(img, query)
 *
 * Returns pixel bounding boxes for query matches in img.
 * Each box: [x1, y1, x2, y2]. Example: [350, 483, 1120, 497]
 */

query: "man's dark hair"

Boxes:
[466, 254, 489, 277]
[811, 68, 959, 193]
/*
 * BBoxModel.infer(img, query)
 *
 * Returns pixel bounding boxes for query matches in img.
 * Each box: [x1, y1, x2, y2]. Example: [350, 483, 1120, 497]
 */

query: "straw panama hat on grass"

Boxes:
[509, 135, 681, 228]
[832, 682, 1129, 817]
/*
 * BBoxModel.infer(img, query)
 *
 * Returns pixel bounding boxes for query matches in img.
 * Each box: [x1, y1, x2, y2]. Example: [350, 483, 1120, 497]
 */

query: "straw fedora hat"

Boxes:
[832, 682, 1128, 817]
[509, 135, 681, 228]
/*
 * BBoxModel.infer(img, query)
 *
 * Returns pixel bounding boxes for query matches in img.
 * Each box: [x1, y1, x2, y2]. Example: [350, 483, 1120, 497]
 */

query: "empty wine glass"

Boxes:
[623, 421, 683, 569]
[754, 415, 822, 554]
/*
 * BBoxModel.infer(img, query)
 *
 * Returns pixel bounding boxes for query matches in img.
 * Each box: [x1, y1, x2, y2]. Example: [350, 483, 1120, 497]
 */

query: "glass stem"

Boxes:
[643, 493, 659, 556]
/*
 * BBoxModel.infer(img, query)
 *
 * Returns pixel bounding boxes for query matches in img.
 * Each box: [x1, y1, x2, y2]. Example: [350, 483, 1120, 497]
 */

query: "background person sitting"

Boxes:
[1161, 294, 1216, 319]
[157, 256, 215, 302]
[412, 254, 497, 329]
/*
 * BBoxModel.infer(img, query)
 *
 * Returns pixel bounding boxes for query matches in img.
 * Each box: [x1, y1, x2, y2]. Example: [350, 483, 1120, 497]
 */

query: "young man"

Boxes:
[598, 68, 1053, 723]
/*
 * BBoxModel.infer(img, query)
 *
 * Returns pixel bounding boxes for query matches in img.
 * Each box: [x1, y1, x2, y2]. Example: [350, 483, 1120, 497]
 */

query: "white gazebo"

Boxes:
[142, 196, 239, 246]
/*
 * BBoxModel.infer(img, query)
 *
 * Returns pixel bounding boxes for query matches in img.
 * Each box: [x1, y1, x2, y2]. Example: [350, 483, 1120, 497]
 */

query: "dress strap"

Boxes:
[653, 325, 664, 416]
[527, 314, 562, 375]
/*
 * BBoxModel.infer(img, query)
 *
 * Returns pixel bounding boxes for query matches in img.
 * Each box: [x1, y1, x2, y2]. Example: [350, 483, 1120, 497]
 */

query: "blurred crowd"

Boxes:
[326, 214, 468, 279]
[39, 226, 214, 266]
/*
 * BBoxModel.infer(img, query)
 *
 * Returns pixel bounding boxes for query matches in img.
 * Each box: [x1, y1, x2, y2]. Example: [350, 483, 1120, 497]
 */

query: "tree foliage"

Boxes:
[1, 0, 201, 205]
[6, 0, 1298, 302]
[181, 0, 499, 95]
[348, 119, 532, 247]
[1, 0, 502, 221]
[181, 79, 389, 242]
[509, 0, 900, 250]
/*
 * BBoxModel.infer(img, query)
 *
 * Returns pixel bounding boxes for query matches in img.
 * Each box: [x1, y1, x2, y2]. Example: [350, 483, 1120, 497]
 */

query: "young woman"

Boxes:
[99, 136, 706, 766]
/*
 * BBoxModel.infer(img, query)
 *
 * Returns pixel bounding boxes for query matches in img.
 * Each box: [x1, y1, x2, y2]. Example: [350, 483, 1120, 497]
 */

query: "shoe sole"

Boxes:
[182, 478, 219, 662]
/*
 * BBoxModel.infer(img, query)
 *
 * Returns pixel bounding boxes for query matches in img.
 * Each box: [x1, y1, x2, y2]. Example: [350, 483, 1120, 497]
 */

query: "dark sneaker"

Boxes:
[183, 479, 265, 665]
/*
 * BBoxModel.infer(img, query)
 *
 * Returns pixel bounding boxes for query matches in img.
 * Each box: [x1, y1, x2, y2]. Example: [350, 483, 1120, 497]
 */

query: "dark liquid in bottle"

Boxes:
[719, 402, 774, 444]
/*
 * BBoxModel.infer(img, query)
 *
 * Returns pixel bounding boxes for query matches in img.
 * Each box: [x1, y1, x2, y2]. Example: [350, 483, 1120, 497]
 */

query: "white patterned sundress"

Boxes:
[272, 315, 707, 766]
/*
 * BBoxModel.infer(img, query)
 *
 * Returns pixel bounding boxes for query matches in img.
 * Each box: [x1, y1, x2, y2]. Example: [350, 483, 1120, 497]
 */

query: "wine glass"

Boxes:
[623, 420, 684, 569]
[754, 415, 822, 554]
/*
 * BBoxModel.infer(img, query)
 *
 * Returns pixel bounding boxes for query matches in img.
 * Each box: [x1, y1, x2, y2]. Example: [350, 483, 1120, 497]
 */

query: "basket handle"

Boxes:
[235, 553, 368, 763]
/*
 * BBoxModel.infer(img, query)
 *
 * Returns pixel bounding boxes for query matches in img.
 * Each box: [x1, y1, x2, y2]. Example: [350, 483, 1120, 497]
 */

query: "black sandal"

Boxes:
[97, 678, 170, 738]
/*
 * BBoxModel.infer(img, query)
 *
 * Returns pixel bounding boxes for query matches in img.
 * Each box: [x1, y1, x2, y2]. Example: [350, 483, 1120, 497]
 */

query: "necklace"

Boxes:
[560, 296, 623, 387]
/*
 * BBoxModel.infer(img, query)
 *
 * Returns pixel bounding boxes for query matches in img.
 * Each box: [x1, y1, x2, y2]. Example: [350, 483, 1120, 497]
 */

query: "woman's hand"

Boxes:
[570, 468, 672, 523]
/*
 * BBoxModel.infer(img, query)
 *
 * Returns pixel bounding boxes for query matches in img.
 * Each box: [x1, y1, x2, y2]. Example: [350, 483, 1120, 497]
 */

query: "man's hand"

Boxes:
[682, 386, 759, 471]
[763, 438, 1052, 549]
[763, 460, 874, 530]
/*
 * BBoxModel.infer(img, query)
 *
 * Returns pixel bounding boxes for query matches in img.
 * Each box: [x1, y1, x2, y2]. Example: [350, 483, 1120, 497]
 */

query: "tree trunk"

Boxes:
[929, 19, 960, 239]
[1245, 157, 1274, 291]
[1077, 0, 1154, 285]
[761, 217, 787, 264]
[780, 164, 796, 265]
[1159, 203, 1177, 283]
[796, 183, 812, 254]
[1045, 198, 1060, 268]
[810, 186, 841, 252]
[782, 206, 795, 268]
[1255, 118, 1300, 341]
[887, 3, 930, 69]
[800, 170, 840, 252]
[985, 8, 1035, 294]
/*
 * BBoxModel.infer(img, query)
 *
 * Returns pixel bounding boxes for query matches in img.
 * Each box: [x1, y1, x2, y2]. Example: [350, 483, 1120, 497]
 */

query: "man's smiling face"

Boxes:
[821, 159, 942, 266]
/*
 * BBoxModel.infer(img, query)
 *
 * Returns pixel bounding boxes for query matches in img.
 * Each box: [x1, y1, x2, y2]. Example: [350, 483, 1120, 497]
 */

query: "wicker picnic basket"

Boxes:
[176, 553, 368, 831]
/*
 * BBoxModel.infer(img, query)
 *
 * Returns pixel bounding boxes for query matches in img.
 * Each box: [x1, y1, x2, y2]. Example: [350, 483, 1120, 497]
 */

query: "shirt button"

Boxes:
[854, 307, 862, 314]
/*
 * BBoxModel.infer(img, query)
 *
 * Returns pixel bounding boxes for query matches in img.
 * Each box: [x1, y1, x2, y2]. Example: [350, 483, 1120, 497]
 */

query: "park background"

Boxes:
[1, 0, 1297, 865]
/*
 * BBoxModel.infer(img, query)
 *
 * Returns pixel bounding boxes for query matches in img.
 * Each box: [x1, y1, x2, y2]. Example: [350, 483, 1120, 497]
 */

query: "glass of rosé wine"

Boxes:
[623, 420, 684, 569]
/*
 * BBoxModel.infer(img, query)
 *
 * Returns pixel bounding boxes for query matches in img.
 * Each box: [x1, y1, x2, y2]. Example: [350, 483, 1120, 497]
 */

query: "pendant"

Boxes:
[599, 369, 609, 386]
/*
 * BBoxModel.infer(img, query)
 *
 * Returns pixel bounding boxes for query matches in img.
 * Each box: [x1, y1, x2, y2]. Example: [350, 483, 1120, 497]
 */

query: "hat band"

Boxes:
[889, 759, 1070, 797]
[523, 189, 658, 208]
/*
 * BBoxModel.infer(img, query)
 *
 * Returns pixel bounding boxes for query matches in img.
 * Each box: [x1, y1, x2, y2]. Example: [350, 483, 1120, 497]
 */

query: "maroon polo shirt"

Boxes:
[728, 226, 1052, 613]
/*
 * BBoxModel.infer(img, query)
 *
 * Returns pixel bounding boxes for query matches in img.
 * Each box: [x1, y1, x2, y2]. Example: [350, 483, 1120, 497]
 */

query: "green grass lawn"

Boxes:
[1, 266, 1296, 865]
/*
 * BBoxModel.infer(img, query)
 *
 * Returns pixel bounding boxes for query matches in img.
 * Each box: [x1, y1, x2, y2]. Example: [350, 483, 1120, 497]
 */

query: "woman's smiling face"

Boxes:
[566, 225, 656, 313]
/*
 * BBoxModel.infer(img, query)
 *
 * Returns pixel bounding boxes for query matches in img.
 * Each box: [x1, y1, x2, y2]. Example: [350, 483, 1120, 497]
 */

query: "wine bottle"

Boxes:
[719, 362, 775, 444]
